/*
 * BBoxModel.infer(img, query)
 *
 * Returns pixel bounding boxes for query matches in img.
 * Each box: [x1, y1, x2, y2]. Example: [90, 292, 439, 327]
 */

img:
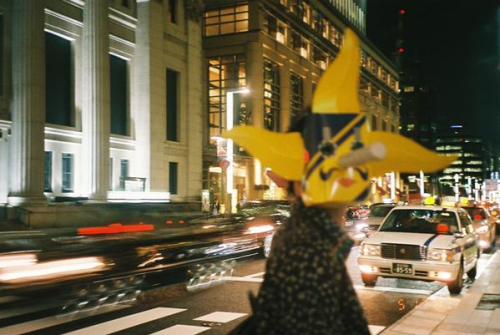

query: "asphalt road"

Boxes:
[0, 241, 496, 335]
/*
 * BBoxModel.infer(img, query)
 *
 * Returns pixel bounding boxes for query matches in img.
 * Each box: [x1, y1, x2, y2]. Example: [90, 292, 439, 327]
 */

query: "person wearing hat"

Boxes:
[224, 29, 455, 335]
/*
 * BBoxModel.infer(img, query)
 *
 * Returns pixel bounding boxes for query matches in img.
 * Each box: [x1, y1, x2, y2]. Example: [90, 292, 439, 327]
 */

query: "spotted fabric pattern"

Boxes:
[253, 202, 370, 335]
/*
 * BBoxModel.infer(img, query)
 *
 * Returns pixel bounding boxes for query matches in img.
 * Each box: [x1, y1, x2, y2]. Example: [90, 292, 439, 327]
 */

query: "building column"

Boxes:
[81, 0, 110, 200]
[280, 61, 291, 131]
[133, 0, 163, 192]
[8, 0, 45, 205]
[185, 5, 204, 200]
[246, 41, 264, 200]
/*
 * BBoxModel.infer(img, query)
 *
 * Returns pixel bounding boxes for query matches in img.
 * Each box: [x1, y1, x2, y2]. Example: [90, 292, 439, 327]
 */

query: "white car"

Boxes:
[358, 206, 479, 294]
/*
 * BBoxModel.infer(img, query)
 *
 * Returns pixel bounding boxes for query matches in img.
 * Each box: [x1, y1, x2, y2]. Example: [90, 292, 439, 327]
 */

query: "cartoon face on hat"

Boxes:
[223, 29, 456, 207]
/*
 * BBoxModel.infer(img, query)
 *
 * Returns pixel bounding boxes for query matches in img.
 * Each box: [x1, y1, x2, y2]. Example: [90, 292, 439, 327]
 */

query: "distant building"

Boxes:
[435, 125, 491, 195]
[202, 0, 401, 206]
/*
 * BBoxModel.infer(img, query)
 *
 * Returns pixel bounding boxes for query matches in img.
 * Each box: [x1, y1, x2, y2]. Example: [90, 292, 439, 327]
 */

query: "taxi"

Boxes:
[358, 206, 479, 294]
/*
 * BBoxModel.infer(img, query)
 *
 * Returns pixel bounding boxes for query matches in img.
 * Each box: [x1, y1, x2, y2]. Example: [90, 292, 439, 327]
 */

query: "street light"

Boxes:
[225, 88, 249, 213]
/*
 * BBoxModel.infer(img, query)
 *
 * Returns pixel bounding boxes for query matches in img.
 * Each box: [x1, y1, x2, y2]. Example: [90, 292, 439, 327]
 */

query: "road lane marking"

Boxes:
[369, 325, 385, 334]
[63, 307, 186, 335]
[194, 311, 247, 323]
[0, 304, 126, 335]
[354, 285, 433, 295]
[244, 272, 265, 278]
[150, 324, 210, 335]
[220, 276, 263, 283]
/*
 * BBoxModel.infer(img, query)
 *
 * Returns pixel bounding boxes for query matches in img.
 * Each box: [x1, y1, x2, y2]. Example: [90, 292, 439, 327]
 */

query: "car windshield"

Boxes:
[369, 206, 393, 218]
[464, 208, 487, 221]
[379, 209, 459, 235]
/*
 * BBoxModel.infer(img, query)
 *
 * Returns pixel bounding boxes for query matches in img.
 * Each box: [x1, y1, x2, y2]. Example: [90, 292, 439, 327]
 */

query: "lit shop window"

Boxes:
[263, 60, 281, 131]
[204, 5, 248, 36]
[208, 55, 247, 140]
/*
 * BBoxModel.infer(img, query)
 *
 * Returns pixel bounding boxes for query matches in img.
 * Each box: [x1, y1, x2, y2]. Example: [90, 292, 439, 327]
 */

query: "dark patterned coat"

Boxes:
[253, 202, 370, 335]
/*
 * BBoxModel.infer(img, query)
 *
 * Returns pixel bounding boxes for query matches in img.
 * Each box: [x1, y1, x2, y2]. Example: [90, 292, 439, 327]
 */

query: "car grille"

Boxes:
[381, 244, 425, 260]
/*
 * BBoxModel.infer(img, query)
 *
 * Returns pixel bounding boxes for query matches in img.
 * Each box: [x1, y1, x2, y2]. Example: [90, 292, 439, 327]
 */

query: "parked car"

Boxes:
[358, 206, 479, 294]
[461, 206, 496, 252]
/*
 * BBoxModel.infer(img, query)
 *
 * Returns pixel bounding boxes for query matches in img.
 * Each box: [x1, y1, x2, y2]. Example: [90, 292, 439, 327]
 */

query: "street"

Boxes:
[0, 240, 496, 335]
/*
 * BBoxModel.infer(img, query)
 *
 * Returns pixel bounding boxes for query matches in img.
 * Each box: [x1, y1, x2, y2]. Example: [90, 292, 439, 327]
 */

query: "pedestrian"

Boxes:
[224, 29, 454, 335]
[212, 199, 220, 216]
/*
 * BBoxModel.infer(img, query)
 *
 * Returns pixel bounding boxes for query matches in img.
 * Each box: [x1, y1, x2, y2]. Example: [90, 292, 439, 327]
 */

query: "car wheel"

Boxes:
[447, 263, 464, 295]
[361, 273, 377, 287]
[263, 235, 273, 258]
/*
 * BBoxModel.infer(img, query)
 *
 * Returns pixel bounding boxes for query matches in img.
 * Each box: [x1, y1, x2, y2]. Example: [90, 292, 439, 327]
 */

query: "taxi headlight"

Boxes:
[427, 248, 453, 262]
[360, 244, 381, 257]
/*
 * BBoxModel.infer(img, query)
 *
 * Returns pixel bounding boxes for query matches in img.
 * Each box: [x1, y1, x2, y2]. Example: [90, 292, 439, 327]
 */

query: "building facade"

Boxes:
[0, 0, 204, 206]
[202, 0, 401, 209]
[435, 125, 491, 197]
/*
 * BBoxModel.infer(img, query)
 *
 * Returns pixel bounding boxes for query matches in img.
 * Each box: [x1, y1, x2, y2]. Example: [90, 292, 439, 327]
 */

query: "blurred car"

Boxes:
[0, 209, 288, 311]
[462, 206, 496, 251]
[358, 206, 479, 295]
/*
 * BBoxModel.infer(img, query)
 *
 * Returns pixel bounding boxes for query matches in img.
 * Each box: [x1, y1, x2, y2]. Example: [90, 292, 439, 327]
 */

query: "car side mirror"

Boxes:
[454, 232, 466, 239]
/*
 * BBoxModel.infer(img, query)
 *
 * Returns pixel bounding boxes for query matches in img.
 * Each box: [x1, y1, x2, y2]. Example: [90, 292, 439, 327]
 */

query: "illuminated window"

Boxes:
[263, 60, 280, 131]
[330, 26, 342, 47]
[467, 160, 483, 165]
[290, 73, 303, 121]
[265, 14, 287, 44]
[62, 153, 74, 193]
[204, 4, 249, 36]
[313, 47, 327, 70]
[360, 77, 369, 94]
[464, 168, 482, 173]
[208, 55, 247, 140]
[290, 32, 309, 59]
[302, 2, 311, 24]
[120, 159, 129, 190]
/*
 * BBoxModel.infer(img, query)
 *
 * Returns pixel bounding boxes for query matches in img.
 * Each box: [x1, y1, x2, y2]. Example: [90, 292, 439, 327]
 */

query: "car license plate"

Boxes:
[392, 263, 413, 275]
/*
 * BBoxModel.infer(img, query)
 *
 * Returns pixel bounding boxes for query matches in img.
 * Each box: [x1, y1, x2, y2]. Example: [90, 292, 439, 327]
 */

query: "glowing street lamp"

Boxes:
[225, 88, 249, 213]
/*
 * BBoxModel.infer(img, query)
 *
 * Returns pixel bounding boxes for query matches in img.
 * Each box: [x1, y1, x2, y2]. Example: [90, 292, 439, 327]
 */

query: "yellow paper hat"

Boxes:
[223, 29, 456, 206]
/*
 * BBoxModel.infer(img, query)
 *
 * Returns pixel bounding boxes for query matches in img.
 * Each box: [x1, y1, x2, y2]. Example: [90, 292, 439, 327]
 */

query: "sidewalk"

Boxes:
[382, 251, 500, 335]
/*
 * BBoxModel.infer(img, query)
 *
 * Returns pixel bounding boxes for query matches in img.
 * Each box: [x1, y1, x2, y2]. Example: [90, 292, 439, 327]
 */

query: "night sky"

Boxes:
[366, 0, 499, 150]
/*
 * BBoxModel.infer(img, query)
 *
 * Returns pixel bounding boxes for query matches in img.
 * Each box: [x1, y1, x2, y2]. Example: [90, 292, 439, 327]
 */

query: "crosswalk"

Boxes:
[0, 294, 386, 335]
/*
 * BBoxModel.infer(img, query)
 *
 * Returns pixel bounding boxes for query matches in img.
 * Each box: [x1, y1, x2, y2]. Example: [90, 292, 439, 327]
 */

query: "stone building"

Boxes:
[0, 0, 204, 211]
[202, 0, 401, 209]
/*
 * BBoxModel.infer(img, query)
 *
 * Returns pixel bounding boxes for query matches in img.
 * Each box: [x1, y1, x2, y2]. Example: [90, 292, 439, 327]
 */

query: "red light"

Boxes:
[398, 47, 406, 54]
[399, 9, 406, 15]
[78, 223, 155, 236]
[436, 223, 449, 234]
